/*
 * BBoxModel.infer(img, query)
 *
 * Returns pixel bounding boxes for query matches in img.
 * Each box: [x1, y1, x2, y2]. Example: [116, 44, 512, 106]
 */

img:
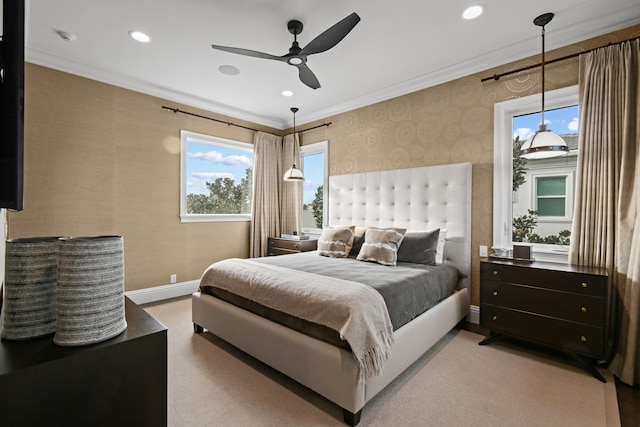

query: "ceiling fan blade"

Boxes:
[300, 12, 360, 56]
[211, 44, 284, 61]
[296, 63, 321, 89]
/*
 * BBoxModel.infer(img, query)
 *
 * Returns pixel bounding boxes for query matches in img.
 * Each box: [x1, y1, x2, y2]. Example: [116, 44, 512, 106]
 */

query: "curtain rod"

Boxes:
[161, 106, 331, 135]
[481, 36, 639, 83]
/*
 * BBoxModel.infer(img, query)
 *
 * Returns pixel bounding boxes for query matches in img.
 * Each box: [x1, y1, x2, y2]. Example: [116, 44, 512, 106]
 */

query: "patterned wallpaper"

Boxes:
[303, 24, 640, 306]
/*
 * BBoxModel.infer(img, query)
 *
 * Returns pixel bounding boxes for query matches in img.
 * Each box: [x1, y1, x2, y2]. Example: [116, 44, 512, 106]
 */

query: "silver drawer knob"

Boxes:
[580, 336, 587, 342]
[492, 291, 498, 296]
[581, 282, 588, 288]
[492, 315, 498, 321]
[581, 307, 587, 313]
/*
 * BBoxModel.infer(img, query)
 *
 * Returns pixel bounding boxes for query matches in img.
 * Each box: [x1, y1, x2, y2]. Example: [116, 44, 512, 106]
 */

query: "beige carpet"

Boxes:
[143, 297, 620, 427]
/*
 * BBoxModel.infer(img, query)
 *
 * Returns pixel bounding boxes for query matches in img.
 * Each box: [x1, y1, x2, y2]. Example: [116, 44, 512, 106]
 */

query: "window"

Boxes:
[300, 141, 328, 235]
[180, 130, 253, 223]
[494, 85, 578, 261]
[536, 176, 567, 217]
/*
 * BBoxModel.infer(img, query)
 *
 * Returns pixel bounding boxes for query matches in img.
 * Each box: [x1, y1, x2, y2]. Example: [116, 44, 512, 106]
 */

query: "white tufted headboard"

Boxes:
[328, 162, 472, 288]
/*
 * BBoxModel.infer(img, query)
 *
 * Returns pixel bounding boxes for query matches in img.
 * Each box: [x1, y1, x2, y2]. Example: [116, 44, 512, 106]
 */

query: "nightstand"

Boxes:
[479, 259, 613, 382]
[267, 237, 318, 256]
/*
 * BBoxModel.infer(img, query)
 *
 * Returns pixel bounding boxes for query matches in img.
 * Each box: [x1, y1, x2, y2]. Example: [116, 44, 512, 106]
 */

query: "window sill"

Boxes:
[180, 214, 251, 223]
[492, 244, 569, 264]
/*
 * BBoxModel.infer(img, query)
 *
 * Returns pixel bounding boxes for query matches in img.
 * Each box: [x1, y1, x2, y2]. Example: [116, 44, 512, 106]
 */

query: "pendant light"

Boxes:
[283, 107, 304, 181]
[519, 13, 569, 159]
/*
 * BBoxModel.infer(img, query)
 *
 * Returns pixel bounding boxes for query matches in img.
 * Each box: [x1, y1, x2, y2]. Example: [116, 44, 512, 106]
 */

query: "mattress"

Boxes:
[200, 251, 460, 348]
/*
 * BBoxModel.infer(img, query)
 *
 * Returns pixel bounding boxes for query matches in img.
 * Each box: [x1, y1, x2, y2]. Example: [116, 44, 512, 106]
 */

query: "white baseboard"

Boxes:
[467, 305, 479, 324]
[125, 280, 200, 305]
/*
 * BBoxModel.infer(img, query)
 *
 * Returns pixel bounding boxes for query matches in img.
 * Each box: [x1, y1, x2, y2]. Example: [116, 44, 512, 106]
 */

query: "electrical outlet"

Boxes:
[170, 274, 177, 284]
[479, 245, 488, 257]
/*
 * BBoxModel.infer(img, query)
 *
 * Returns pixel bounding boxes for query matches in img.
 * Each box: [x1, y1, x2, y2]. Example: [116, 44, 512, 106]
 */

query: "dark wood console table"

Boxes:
[0, 297, 167, 426]
[479, 259, 613, 382]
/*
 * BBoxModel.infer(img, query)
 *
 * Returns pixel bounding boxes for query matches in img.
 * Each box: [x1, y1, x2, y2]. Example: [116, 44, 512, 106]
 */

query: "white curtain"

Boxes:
[570, 39, 640, 385]
[280, 133, 302, 235]
[250, 131, 283, 257]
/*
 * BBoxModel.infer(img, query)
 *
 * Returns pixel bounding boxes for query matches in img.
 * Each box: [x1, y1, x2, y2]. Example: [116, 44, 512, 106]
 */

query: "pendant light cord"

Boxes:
[540, 24, 546, 128]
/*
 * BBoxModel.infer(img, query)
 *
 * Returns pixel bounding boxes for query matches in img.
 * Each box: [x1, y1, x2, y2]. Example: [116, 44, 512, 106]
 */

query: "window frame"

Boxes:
[300, 140, 329, 235]
[180, 130, 253, 223]
[493, 85, 578, 262]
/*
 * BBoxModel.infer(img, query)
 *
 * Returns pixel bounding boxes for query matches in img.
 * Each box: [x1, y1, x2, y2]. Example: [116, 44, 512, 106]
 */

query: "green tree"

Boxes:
[512, 209, 538, 242]
[312, 185, 323, 228]
[513, 135, 529, 192]
[186, 168, 252, 214]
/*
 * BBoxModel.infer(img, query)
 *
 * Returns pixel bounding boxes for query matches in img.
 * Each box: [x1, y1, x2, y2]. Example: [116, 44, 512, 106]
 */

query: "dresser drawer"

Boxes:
[481, 262, 606, 297]
[481, 281, 604, 326]
[480, 305, 605, 357]
[267, 238, 317, 256]
[271, 239, 304, 251]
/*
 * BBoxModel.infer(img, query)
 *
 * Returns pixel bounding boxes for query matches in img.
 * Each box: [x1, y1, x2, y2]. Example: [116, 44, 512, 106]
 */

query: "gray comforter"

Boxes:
[253, 251, 460, 330]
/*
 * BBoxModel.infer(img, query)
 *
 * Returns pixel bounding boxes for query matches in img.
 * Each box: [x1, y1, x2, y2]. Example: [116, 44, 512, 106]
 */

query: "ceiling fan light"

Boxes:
[519, 127, 569, 159]
[288, 57, 304, 65]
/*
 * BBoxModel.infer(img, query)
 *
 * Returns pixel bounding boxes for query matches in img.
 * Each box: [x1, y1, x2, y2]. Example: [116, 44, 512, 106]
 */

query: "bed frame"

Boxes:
[192, 162, 472, 425]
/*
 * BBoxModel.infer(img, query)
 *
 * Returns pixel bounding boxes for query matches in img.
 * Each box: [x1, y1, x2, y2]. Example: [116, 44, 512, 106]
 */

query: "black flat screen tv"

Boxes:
[0, 0, 25, 211]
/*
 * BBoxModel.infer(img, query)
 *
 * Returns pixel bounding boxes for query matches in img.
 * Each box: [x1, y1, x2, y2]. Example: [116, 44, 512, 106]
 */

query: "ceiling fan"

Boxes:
[211, 12, 361, 90]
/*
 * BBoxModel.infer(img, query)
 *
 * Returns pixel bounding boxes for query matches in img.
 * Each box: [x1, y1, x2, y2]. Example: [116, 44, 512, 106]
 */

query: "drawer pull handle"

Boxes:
[492, 315, 498, 321]
[580, 336, 587, 342]
[492, 291, 498, 296]
[581, 282, 588, 288]
[581, 307, 587, 313]
[492, 270, 498, 276]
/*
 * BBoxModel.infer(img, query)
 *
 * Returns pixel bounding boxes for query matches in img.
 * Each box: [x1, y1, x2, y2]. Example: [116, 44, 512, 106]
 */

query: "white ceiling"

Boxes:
[23, 0, 640, 129]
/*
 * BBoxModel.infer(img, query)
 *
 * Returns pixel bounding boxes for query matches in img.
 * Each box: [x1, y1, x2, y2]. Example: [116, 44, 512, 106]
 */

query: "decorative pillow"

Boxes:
[356, 228, 406, 266]
[317, 227, 355, 258]
[436, 228, 447, 264]
[397, 229, 440, 265]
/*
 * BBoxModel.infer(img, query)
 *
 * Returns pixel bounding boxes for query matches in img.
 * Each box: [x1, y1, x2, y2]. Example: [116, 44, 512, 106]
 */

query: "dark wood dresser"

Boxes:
[480, 259, 613, 381]
[0, 297, 167, 426]
[267, 237, 318, 256]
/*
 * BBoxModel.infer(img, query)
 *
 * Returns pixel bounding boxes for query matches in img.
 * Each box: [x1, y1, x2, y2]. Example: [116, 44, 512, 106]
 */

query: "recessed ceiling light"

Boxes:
[218, 65, 240, 76]
[282, 90, 293, 97]
[129, 30, 151, 43]
[463, 5, 485, 20]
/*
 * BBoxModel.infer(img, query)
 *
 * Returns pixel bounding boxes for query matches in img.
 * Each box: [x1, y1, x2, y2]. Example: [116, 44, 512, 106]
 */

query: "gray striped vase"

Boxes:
[54, 236, 127, 346]
[2, 237, 60, 340]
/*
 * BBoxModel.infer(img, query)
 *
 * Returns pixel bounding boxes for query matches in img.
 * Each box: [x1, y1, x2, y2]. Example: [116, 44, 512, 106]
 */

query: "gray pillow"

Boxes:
[349, 226, 368, 256]
[397, 229, 440, 265]
[317, 228, 355, 258]
[356, 228, 406, 266]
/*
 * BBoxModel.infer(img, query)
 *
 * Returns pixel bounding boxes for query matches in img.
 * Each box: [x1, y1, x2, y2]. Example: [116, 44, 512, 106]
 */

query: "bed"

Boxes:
[192, 162, 472, 425]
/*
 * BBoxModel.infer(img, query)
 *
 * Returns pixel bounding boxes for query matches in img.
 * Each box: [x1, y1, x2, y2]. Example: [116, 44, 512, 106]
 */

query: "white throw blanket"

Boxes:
[200, 258, 395, 382]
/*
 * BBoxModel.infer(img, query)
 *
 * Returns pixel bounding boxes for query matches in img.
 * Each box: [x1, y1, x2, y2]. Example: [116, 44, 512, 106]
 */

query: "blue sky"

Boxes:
[301, 152, 323, 204]
[186, 141, 253, 195]
[513, 105, 579, 139]
[186, 140, 321, 204]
